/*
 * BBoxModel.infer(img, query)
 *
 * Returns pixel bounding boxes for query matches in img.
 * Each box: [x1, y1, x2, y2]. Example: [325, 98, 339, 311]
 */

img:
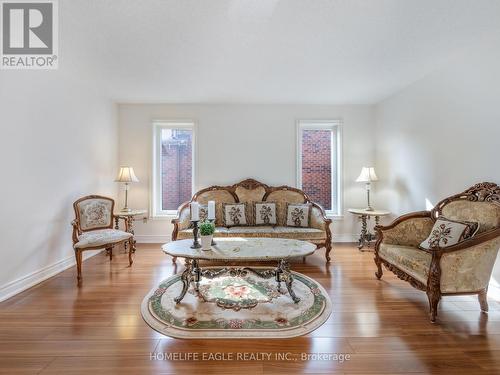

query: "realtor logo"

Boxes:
[1, 0, 58, 69]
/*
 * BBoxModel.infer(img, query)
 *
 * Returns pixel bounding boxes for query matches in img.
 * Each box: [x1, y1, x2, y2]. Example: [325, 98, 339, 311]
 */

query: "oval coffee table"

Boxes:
[162, 237, 316, 304]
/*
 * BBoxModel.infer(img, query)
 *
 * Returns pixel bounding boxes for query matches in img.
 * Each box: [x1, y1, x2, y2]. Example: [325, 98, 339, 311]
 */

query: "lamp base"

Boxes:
[120, 207, 132, 213]
[365, 206, 374, 211]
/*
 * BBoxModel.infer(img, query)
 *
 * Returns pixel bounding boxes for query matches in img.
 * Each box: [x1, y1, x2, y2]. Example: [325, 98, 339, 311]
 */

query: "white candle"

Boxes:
[190, 202, 199, 221]
[208, 201, 215, 220]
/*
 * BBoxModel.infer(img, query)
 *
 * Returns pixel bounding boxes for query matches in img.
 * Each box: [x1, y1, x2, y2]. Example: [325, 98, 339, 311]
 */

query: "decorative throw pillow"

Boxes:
[189, 204, 209, 229]
[419, 217, 479, 250]
[254, 202, 277, 226]
[199, 204, 208, 222]
[285, 203, 311, 228]
[223, 203, 249, 227]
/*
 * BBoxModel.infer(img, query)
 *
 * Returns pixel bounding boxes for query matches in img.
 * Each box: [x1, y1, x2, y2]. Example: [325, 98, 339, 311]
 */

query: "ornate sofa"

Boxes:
[171, 178, 332, 262]
[374, 182, 500, 322]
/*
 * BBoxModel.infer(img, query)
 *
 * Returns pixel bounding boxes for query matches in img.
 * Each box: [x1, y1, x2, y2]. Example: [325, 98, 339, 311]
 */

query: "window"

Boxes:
[152, 121, 196, 217]
[297, 120, 342, 216]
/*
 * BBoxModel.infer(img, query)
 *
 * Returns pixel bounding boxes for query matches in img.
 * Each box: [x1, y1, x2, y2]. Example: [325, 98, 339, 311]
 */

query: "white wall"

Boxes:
[375, 39, 500, 215]
[118, 104, 377, 242]
[0, 71, 118, 301]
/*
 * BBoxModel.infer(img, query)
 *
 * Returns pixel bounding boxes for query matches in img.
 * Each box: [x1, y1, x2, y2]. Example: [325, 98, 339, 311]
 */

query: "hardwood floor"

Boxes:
[1, 243, 500, 374]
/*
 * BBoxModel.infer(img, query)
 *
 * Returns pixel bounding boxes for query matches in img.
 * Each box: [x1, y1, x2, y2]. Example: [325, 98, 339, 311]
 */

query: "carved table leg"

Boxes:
[126, 217, 137, 253]
[114, 217, 119, 230]
[358, 215, 368, 250]
[278, 260, 300, 303]
[174, 259, 193, 304]
[275, 267, 282, 293]
[192, 260, 201, 292]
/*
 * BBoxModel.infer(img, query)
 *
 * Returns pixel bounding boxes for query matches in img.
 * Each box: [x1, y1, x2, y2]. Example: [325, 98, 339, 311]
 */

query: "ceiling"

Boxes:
[60, 0, 500, 104]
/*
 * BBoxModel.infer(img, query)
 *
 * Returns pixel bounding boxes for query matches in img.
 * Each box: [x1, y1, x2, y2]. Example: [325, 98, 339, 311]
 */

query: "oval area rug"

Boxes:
[141, 267, 332, 339]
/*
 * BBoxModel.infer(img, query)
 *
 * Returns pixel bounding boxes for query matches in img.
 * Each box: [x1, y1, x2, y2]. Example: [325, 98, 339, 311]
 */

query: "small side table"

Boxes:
[348, 208, 390, 251]
[114, 209, 148, 252]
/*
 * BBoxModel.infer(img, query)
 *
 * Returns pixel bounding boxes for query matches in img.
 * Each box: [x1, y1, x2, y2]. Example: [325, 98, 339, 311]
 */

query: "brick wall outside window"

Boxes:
[301, 129, 332, 210]
[161, 129, 192, 211]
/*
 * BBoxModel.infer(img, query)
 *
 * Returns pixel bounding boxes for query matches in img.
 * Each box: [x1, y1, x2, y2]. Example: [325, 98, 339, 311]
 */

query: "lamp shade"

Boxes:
[115, 166, 139, 183]
[356, 167, 378, 183]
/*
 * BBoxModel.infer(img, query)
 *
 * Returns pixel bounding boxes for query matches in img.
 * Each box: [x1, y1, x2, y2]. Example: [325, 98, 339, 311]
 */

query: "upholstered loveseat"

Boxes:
[171, 178, 332, 262]
[374, 182, 500, 322]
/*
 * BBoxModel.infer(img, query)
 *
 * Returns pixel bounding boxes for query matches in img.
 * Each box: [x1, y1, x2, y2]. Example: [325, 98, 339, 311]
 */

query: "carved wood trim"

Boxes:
[234, 178, 270, 191]
[432, 182, 500, 218]
[263, 185, 311, 202]
[426, 251, 443, 322]
[418, 227, 500, 254]
[380, 259, 427, 291]
[374, 210, 433, 234]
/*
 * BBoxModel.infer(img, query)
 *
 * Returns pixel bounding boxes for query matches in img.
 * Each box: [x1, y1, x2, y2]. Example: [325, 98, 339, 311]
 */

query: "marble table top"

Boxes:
[114, 209, 148, 217]
[348, 208, 390, 216]
[162, 237, 316, 261]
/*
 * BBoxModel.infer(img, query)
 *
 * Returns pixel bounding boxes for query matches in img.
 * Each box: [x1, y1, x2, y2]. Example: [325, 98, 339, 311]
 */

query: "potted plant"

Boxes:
[199, 221, 215, 251]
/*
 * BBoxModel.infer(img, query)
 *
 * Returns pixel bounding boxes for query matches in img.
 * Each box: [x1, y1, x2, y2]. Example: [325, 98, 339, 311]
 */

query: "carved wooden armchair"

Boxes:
[72, 195, 135, 285]
[374, 182, 500, 322]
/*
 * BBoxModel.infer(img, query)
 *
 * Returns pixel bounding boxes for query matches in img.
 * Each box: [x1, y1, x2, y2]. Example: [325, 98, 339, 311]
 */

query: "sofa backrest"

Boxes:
[188, 178, 321, 225]
[432, 182, 500, 233]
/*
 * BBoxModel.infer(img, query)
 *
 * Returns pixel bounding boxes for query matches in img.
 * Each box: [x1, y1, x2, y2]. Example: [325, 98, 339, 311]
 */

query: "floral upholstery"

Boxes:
[440, 237, 500, 293]
[196, 190, 236, 225]
[176, 226, 326, 241]
[175, 185, 328, 238]
[381, 217, 434, 247]
[235, 186, 266, 203]
[378, 243, 431, 284]
[441, 201, 500, 233]
[77, 198, 113, 230]
[267, 190, 306, 225]
[74, 229, 132, 249]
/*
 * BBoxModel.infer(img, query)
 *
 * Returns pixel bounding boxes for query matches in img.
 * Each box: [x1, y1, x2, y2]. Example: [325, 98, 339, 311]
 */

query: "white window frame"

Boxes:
[151, 120, 197, 218]
[296, 119, 343, 218]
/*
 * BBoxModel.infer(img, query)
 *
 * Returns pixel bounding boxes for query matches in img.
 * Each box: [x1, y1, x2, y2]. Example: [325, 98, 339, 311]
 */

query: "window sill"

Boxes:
[150, 214, 178, 221]
[326, 214, 344, 221]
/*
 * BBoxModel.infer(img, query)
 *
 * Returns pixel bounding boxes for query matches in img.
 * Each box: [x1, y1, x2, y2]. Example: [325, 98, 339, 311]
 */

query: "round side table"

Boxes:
[114, 209, 148, 252]
[348, 208, 391, 251]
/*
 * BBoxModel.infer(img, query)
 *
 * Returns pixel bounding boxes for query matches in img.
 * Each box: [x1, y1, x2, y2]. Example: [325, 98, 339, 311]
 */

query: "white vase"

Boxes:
[200, 235, 213, 251]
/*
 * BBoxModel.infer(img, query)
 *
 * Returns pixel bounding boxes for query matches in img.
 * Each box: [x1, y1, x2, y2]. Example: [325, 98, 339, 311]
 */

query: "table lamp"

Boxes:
[115, 166, 139, 212]
[356, 167, 378, 211]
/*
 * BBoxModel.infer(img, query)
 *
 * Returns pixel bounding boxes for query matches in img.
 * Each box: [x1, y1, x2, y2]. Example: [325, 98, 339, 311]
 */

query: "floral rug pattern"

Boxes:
[141, 267, 332, 339]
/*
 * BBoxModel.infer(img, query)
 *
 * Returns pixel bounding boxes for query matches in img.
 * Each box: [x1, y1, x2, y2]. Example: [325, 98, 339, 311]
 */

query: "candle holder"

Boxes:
[190, 220, 202, 249]
[209, 219, 217, 246]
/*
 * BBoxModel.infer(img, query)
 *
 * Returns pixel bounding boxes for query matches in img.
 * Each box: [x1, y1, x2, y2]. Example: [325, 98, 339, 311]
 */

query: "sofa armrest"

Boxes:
[71, 219, 80, 244]
[439, 230, 500, 293]
[375, 211, 434, 247]
[171, 201, 191, 241]
[310, 202, 332, 234]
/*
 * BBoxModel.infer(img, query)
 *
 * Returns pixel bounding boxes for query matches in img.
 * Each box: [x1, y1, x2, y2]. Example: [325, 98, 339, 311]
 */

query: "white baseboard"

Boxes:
[135, 235, 171, 243]
[0, 250, 102, 302]
[135, 234, 358, 244]
[333, 234, 358, 242]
